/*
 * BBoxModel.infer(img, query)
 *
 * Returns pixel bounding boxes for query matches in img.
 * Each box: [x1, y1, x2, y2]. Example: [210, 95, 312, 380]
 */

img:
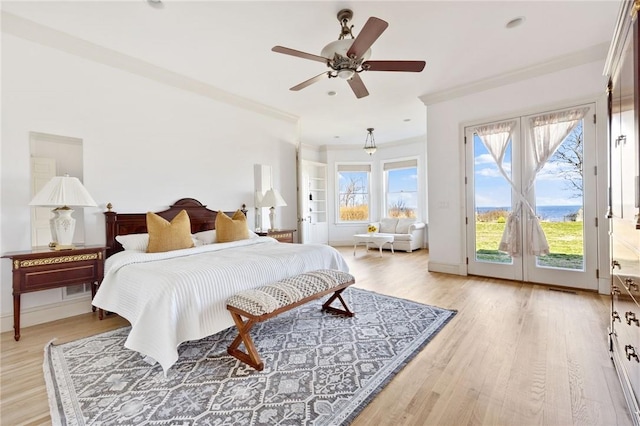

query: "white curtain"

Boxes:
[523, 107, 589, 256]
[474, 120, 522, 256]
[474, 107, 588, 257]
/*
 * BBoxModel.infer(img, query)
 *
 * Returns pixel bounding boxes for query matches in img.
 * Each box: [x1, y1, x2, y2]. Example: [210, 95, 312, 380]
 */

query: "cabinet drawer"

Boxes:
[612, 217, 640, 254]
[21, 264, 97, 292]
[612, 286, 640, 393]
[615, 273, 640, 302]
[612, 234, 640, 276]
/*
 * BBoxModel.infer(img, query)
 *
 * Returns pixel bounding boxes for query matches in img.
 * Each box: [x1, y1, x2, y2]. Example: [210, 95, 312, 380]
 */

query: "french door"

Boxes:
[465, 103, 598, 290]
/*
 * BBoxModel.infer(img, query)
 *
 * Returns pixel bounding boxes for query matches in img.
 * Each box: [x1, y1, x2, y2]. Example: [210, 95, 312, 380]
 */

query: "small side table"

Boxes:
[2, 245, 106, 341]
[353, 234, 395, 257]
[256, 229, 296, 243]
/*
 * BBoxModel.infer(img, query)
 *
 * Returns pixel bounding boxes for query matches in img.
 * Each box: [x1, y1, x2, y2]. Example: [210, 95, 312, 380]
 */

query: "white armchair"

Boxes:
[368, 218, 426, 252]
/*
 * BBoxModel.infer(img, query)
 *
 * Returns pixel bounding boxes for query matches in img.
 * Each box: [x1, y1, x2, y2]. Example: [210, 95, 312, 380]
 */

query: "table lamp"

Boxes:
[260, 188, 287, 231]
[29, 174, 97, 250]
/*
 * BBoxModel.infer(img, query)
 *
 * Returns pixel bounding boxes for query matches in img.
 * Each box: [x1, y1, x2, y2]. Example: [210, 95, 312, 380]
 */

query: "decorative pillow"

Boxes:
[379, 218, 399, 233]
[116, 233, 149, 251]
[194, 229, 217, 245]
[215, 210, 249, 243]
[396, 218, 417, 234]
[146, 210, 194, 253]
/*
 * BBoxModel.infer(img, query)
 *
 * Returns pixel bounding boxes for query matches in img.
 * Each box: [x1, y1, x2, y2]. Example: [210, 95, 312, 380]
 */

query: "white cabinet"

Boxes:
[606, 1, 640, 424]
[301, 161, 328, 244]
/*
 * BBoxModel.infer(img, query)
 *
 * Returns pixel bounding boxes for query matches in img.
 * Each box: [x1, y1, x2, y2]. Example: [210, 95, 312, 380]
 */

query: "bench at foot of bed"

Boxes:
[225, 269, 355, 370]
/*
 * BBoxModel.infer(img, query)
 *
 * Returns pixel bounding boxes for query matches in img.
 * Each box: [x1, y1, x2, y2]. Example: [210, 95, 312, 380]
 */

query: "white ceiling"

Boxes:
[2, 1, 621, 147]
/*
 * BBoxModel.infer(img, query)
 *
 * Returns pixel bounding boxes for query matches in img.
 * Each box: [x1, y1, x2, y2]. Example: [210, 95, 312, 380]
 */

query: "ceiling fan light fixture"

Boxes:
[338, 69, 355, 79]
[320, 39, 371, 61]
[363, 127, 377, 155]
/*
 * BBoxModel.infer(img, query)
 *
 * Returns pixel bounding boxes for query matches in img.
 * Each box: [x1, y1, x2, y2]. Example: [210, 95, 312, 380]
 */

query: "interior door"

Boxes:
[465, 104, 598, 290]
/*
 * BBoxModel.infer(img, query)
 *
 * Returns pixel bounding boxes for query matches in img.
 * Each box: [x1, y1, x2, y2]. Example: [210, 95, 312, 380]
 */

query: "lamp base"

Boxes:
[53, 244, 75, 251]
[52, 207, 76, 247]
[269, 207, 276, 232]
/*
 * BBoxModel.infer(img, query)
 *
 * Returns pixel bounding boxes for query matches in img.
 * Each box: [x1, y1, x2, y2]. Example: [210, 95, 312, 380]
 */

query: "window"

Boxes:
[384, 159, 418, 218]
[337, 164, 371, 222]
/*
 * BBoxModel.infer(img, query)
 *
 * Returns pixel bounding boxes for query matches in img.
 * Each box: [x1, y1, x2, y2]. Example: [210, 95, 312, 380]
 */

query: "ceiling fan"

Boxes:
[272, 9, 426, 99]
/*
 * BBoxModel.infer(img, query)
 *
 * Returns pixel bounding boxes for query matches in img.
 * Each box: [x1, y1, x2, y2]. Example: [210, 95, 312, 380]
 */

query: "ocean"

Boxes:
[476, 205, 582, 222]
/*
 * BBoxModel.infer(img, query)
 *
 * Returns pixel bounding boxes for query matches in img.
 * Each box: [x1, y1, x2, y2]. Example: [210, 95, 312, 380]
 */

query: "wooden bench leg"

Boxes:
[227, 311, 264, 371]
[322, 289, 354, 317]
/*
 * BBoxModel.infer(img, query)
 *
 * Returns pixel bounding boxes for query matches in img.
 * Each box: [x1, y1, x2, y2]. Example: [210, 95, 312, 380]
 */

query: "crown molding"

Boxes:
[2, 11, 299, 124]
[420, 43, 609, 106]
[322, 134, 426, 151]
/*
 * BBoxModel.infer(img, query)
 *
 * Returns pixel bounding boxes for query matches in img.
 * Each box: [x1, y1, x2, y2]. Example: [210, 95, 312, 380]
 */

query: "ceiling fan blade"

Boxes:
[346, 17, 388, 59]
[272, 46, 329, 64]
[347, 73, 369, 99]
[363, 60, 426, 72]
[290, 72, 329, 91]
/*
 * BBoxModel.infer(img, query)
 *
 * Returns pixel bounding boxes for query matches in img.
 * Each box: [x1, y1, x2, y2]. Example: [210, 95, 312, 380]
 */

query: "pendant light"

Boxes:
[363, 127, 377, 155]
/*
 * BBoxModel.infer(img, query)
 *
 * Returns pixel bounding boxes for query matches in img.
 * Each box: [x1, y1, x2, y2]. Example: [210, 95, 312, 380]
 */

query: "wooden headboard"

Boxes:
[104, 198, 247, 258]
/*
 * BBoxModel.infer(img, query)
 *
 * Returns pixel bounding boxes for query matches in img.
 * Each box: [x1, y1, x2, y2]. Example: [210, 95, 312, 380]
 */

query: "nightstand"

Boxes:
[2, 245, 106, 341]
[256, 229, 297, 243]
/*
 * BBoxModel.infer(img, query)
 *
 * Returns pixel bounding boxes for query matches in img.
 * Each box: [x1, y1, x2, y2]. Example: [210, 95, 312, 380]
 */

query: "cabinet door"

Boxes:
[608, 2, 640, 422]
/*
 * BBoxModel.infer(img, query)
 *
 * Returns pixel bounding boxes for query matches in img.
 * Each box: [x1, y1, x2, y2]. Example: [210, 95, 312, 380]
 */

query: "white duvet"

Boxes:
[92, 237, 349, 374]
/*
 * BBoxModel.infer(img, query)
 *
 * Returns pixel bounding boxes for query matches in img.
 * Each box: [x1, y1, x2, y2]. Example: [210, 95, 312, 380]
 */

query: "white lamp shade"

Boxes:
[261, 188, 287, 208]
[29, 175, 97, 207]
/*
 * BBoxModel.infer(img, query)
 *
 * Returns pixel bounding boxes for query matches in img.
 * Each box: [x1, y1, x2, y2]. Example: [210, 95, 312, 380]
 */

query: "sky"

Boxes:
[473, 132, 583, 208]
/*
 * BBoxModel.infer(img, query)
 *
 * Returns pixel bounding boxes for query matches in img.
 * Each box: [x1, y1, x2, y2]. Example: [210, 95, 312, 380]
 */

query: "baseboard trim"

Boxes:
[1, 296, 93, 333]
[428, 261, 466, 276]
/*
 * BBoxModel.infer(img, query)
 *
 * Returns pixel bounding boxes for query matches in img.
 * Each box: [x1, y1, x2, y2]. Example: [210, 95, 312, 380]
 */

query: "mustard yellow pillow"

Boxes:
[215, 210, 249, 243]
[146, 210, 194, 253]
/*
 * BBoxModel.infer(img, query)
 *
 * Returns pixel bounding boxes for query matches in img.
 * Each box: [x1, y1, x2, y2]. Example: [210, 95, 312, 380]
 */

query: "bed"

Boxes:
[92, 198, 349, 375]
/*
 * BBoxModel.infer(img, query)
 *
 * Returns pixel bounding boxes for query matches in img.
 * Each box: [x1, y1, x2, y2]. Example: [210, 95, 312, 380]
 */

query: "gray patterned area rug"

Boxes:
[44, 288, 455, 425]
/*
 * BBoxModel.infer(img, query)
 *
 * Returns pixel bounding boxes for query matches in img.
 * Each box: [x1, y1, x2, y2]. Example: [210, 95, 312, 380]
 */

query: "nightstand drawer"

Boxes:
[22, 264, 97, 291]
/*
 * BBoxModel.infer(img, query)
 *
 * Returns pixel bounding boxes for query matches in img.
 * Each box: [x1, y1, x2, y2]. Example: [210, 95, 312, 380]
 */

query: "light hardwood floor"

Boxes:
[0, 247, 632, 425]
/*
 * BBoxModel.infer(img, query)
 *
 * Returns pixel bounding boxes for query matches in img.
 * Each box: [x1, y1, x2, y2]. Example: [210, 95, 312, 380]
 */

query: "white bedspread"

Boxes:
[92, 237, 349, 374]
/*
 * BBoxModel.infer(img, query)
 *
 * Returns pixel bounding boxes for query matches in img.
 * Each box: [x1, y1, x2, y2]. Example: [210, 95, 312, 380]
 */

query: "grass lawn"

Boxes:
[475, 221, 584, 269]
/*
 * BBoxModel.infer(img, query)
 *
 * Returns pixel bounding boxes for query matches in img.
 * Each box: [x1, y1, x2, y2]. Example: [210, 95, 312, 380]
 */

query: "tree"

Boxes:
[340, 176, 364, 207]
[549, 122, 583, 197]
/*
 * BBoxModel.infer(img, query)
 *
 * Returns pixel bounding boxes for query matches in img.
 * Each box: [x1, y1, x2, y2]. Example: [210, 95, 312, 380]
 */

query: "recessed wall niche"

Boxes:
[29, 132, 85, 247]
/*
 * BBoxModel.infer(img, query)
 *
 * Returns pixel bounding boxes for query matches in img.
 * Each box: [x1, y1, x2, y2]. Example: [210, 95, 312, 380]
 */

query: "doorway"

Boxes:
[464, 104, 598, 290]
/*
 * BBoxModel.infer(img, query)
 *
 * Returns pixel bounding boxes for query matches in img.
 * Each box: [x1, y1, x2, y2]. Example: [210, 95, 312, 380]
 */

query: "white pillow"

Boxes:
[193, 230, 216, 244]
[194, 229, 260, 245]
[379, 218, 399, 233]
[117, 233, 201, 250]
[116, 233, 149, 251]
[396, 218, 417, 234]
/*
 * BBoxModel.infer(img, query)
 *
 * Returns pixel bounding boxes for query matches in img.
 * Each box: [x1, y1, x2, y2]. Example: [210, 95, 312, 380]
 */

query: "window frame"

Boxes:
[335, 163, 372, 224]
[382, 158, 419, 219]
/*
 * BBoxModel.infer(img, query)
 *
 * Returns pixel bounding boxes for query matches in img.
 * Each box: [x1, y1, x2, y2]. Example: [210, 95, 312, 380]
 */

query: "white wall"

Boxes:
[323, 136, 428, 246]
[1, 34, 299, 331]
[424, 60, 610, 292]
